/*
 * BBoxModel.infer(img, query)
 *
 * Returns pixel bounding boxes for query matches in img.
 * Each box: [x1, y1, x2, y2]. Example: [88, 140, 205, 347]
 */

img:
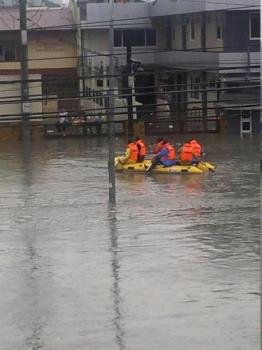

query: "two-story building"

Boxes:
[76, 0, 260, 134]
[76, 0, 157, 124]
[0, 6, 78, 138]
[150, 0, 260, 133]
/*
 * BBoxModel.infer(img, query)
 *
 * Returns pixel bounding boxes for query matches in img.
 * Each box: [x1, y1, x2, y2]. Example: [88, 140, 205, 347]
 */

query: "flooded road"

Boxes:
[0, 134, 260, 350]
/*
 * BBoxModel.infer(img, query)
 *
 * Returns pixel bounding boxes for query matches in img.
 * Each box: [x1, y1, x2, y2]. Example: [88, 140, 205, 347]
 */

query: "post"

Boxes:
[108, 9, 116, 204]
[201, 71, 207, 131]
[126, 43, 133, 137]
[80, 30, 85, 98]
[20, 0, 30, 139]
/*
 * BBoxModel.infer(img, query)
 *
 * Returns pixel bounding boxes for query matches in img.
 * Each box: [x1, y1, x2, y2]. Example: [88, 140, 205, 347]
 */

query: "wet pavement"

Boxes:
[0, 134, 260, 350]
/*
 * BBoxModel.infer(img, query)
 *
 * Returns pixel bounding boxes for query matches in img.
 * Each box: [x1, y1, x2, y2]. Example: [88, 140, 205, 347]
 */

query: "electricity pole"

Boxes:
[126, 42, 134, 137]
[108, 2, 116, 204]
[20, 0, 30, 139]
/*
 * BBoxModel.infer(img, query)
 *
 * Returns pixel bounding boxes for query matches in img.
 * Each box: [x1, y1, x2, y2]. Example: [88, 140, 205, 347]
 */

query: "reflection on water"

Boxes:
[108, 205, 125, 350]
[0, 134, 259, 350]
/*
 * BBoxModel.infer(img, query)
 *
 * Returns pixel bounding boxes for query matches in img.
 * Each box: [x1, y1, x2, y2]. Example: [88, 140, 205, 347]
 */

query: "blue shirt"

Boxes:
[155, 148, 175, 166]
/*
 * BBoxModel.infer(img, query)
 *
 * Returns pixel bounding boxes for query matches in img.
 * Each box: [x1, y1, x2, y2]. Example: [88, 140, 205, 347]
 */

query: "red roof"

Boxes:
[0, 7, 74, 31]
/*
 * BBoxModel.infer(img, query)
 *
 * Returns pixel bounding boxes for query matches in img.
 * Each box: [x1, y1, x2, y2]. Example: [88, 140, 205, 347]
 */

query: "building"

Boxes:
[75, 0, 155, 123]
[76, 0, 260, 134]
[150, 0, 260, 133]
[0, 6, 78, 132]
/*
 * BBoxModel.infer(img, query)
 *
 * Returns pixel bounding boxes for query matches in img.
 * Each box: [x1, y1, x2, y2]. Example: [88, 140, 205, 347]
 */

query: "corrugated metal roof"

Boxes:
[0, 7, 74, 31]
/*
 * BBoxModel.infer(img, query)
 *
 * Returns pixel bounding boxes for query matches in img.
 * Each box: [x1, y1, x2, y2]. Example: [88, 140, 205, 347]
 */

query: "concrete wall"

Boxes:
[149, 0, 259, 17]
[28, 31, 77, 69]
[0, 74, 42, 121]
[84, 3, 151, 28]
[226, 110, 260, 134]
[186, 14, 202, 50]
[83, 29, 109, 52]
[0, 122, 44, 141]
[223, 11, 260, 52]
[171, 17, 183, 50]
[206, 13, 224, 51]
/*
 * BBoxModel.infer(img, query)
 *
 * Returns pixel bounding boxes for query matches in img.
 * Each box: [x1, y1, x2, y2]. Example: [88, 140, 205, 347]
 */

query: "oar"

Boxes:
[198, 160, 215, 172]
[114, 157, 120, 167]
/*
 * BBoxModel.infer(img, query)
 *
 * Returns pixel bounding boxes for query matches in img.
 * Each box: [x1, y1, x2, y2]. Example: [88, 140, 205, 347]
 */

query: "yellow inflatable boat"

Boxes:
[115, 158, 215, 174]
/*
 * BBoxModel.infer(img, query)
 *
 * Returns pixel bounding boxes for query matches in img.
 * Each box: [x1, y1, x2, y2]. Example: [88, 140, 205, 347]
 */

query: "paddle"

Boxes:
[145, 161, 154, 173]
[114, 157, 120, 167]
[197, 159, 215, 172]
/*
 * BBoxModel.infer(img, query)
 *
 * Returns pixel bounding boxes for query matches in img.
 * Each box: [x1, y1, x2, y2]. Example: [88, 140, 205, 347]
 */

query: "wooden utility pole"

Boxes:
[20, 0, 30, 139]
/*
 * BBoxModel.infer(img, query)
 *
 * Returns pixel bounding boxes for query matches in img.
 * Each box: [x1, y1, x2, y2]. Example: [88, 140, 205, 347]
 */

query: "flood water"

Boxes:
[0, 134, 260, 350]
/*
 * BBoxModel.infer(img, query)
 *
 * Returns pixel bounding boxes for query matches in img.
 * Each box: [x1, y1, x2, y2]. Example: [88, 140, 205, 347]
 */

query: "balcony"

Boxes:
[82, 2, 151, 28]
[149, 0, 259, 18]
[153, 50, 260, 72]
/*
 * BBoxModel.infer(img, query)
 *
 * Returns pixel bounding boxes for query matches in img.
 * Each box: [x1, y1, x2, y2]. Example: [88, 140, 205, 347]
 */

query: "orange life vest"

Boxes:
[153, 141, 164, 154]
[136, 139, 146, 157]
[162, 143, 176, 160]
[180, 142, 193, 162]
[128, 143, 138, 161]
[190, 139, 202, 157]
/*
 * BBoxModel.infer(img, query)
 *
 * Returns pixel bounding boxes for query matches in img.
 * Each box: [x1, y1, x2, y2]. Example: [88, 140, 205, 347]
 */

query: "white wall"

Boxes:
[206, 13, 224, 51]
[171, 17, 183, 50]
[186, 14, 202, 50]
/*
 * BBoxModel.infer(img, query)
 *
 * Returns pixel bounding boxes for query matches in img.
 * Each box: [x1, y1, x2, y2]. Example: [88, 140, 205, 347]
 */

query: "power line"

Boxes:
[26, 3, 259, 32]
[0, 73, 258, 96]
[0, 66, 258, 101]
[0, 101, 259, 122]
[0, 83, 259, 107]
[0, 45, 259, 64]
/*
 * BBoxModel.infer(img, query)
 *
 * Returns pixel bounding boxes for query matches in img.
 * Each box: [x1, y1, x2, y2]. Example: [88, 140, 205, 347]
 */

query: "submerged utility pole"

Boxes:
[20, 0, 30, 139]
[126, 42, 134, 137]
[108, 1, 116, 204]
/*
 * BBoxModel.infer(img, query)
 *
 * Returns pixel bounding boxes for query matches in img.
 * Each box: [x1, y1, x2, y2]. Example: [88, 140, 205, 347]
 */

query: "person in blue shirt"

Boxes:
[146, 139, 176, 172]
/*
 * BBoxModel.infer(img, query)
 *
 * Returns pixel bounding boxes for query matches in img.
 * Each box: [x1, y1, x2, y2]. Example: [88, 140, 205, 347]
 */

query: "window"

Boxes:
[123, 29, 145, 46]
[114, 30, 122, 47]
[146, 29, 156, 46]
[172, 26, 175, 41]
[250, 12, 260, 39]
[190, 76, 201, 99]
[0, 42, 17, 62]
[97, 79, 103, 87]
[80, 3, 87, 21]
[114, 29, 156, 47]
[190, 16, 195, 40]
[216, 14, 222, 40]
[207, 79, 216, 88]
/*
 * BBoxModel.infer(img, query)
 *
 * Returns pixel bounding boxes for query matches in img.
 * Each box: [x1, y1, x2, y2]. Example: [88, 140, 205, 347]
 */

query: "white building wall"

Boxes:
[171, 17, 183, 50]
[83, 29, 109, 52]
[186, 14, 202, 50]
[206, 13, 224, 51]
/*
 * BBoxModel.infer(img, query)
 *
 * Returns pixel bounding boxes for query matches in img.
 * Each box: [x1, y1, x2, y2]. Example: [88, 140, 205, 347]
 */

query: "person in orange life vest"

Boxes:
[152, 137, 165, 154]
[179, 141, 193, 164]
[147, 139, 176, 172]
[189, 139, 202, 164]
[118, 139, 138, 164]
[190, 139, 202, 157]
[135, 136, 146, 162]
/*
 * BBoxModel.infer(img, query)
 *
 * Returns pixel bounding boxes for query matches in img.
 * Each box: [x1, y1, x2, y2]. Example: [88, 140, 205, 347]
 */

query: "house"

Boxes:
[76, 0, 155, 124]
[76, 0, 260, 134]
[150, 0, 260, 133]
[0, 6, 78, 138]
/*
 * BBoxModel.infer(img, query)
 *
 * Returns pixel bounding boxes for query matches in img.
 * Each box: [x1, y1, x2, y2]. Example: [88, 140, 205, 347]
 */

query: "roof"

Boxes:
[0, 7, 74, 31]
